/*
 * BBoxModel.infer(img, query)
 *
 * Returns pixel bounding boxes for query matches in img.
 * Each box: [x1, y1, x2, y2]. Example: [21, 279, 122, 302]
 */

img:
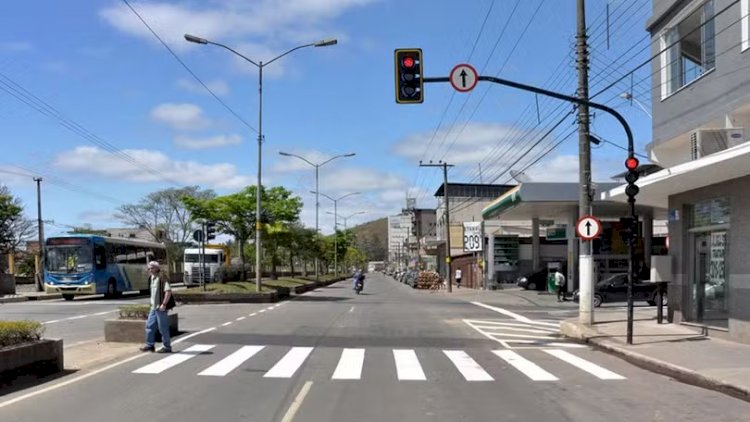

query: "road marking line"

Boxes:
[264, 347, 314, 378]
[348, 306, 355, 313]
[332, 348, 365, 380]
[249, 313, 258, 317]
[393, 349, 426, 381]
[465, 319, 558, 329]
[42, 319, 61, 324]
[493, 350, 558, 381]
[221, 322, 232, 327]
[544, 349, 625, 380]
[173, 327, 215, 345]
[132, 344, 214, 374]
[280, 381, 313, 422]
[266, 307, 275, 311]
[236, 316, 246, 321]
[443, 350, 493, 381]
[470, 302, 559, 327]
[487, 332, 558, 340]
[198, 345, 265, 377]
[475, 325, 559, 335]
[259, 309, 266, 313]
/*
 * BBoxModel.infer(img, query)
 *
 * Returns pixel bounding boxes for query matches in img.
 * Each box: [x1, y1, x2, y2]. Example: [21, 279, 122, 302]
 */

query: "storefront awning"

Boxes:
[601, 141, 750, 208]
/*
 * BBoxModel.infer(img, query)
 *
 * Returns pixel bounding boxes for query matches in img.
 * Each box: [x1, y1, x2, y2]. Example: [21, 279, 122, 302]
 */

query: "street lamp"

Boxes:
[327, 210, 365, 230]
[185, 34, 337, 292]
[311, 191, 360, 277]
[278, 151, 355, 280]
[619, 92, 652, 118]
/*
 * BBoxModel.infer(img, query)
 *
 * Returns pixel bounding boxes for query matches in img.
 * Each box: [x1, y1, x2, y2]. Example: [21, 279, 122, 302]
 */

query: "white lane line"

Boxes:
[42, 319, 61, 324]
[493, 350, 558, 381]
[174, 327, 216, 345]
[133, 344, 215, 374]
[470, 302, 559, 327]
[280, 381, 313, 422]
[487, 332, 558, 340]
[236, 316, 246, 321]
[221, 322, 233, 327]
[331, 348, 365, 380]
[348, 306, 355, 313]
[465, 320, 559, 329]
[264, 347, 314, 378]
[393, 349, 426, 381]
[543, 349, 625, 380]
[198, 345, 265, 377]
[475, 325, 559, 335]
[443, 350, 493, 381]
[258, 309, 266, 313]
[501, 340, 587, 349]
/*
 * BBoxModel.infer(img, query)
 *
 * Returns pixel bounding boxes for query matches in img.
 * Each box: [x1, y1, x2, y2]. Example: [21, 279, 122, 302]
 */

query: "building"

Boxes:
[603, 0, 750, 342]
[387, 214, 412, 270]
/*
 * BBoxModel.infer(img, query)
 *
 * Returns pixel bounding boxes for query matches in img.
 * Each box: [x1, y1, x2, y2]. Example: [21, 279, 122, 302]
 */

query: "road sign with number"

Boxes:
[576, 215, 602, 240]
[463, 222, 483, 251]
[449, 64, 478, 92]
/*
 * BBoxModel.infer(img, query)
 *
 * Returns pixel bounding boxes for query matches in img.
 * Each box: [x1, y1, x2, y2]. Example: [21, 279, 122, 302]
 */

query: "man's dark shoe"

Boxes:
[156, 347, 172, 353]
[140, 346, 155, 352]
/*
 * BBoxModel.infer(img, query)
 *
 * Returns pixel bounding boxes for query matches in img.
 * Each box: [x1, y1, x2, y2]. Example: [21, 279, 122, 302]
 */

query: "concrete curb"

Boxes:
[560, 320, 750, 403]
[0, 296, 28, 304]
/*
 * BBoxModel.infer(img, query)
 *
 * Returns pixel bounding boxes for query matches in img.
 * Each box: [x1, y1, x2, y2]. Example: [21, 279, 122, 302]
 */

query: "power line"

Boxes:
[120, 0, 258, 134]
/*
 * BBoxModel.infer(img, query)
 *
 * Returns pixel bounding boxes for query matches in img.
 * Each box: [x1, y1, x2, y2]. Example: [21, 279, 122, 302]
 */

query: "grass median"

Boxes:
[0, 320, 45, 348]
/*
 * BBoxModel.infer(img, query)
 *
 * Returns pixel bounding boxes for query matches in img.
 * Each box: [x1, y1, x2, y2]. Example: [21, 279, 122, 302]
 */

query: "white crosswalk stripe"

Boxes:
[129, 345, 626, 382]
[493, 350, 558, 381]
[198, 345, 265, 377]
[544, 349, 625, 380]
[263, 347, 314, 378]
[443, 350, 493, 381]
[331, 348, 365, 380]
[133, 344, 215, 374]
[393, 349, 426, 381]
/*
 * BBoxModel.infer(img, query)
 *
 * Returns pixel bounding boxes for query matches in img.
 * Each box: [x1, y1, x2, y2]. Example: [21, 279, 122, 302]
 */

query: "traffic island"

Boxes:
[173, 282, 279, 304]
[105, 305, 179, 343]
[0, 321, 64, 382]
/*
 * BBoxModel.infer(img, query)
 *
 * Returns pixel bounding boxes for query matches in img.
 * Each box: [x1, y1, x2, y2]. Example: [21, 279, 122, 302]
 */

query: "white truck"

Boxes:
[184, 247, 226, 285]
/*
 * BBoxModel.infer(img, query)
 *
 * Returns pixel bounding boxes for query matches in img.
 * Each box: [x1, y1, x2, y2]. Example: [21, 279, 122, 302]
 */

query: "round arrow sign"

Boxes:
[449, 64, 478, 92]
[576, 215, 602, 241]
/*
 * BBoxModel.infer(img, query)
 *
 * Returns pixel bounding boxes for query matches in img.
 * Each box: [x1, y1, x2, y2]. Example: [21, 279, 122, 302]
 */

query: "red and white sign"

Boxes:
[449, 64, 478, 92]
[576, 215, 602, 241]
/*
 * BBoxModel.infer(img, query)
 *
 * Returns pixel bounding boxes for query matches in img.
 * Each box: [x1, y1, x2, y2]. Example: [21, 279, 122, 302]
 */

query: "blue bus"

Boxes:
[44, 235, 167, 301]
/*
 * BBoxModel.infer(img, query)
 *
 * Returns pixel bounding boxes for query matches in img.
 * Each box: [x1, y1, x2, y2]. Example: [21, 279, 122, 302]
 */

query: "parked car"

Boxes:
[404, 269, 419, 288]
[573, 273, 667, 307]
[516, 269, 549, 291]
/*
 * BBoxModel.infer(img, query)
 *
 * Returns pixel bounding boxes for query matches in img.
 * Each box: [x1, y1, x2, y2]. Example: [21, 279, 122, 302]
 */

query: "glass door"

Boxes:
[691, 231, 729, 327]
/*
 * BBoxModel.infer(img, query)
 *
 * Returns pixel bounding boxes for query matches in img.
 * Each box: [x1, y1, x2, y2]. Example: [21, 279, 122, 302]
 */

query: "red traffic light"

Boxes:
[625, 157, 639, 170]
[402, 56, 415, 68]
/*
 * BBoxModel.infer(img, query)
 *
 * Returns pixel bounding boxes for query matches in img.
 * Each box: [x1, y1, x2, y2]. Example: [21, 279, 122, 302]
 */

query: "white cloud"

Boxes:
[150, 103, 210, 131]
[319, 167, 406, 192]
[52, 146, 252, 190]
[176, 78, 229, 97]
[174, 134, 243, 150]
[393, 122, 549, 166]
[523, 154, 619, 183]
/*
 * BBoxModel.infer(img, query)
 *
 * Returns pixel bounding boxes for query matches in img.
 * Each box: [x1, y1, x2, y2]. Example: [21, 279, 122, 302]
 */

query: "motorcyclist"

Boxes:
[352, 269, 365, 291]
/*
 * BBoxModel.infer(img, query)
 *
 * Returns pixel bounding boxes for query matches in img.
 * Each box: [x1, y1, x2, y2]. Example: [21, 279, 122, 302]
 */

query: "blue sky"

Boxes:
[0, 0, 654, 237]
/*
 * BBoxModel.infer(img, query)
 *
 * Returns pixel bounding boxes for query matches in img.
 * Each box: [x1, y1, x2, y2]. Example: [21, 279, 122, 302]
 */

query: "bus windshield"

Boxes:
[185, 254, 220, 263]
[46, 246, 93, 274]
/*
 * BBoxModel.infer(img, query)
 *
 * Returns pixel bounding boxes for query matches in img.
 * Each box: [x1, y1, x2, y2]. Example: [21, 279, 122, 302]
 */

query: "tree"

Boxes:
[183, 185, 302, 281]
[68, 224, 107, 236]
[116, 186, 215, 270]
[0, 186, 24, 256]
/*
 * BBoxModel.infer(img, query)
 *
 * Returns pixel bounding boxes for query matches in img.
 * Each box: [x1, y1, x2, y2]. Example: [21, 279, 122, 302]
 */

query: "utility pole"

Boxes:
[576, 0, 595, 325]
[34, 177, 44, 292]
[420, 161, 454, 292]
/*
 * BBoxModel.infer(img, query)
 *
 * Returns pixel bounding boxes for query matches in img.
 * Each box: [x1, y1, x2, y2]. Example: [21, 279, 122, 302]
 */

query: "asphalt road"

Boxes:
[1, 273, 749, 422]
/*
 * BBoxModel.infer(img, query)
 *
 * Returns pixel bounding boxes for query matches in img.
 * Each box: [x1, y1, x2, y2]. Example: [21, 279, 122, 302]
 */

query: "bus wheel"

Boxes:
[105, 279, 118, 298]
[62, 294, 75, 301]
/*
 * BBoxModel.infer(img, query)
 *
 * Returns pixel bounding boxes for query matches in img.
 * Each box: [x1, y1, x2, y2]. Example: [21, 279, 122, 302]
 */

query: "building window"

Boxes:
[743, 0, 749, 51]
[664, 1, 716, 97]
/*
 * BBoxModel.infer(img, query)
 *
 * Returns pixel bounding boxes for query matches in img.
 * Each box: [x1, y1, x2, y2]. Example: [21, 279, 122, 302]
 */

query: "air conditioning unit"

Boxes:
[690, 128, 745, 160]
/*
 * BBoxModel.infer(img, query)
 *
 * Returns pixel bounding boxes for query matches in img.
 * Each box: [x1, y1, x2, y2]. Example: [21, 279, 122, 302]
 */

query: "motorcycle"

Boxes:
[354, 279, 364, 294]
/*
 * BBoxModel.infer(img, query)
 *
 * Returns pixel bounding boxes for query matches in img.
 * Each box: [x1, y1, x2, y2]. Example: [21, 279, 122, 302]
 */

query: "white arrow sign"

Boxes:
[576, 215, 602, 241]
[450, 64, 478, 93]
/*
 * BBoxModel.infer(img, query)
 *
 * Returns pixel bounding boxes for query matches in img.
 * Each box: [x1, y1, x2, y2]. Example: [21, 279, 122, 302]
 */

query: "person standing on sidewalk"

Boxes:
[140, 261, 173, 353]
[455, 268, 462, 289]
[554, 268, 566, 302]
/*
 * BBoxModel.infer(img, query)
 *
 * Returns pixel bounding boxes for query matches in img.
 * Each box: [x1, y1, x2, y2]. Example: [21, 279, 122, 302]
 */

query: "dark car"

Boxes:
[574, 273, 667, 307]
[516, 269, 549, 291]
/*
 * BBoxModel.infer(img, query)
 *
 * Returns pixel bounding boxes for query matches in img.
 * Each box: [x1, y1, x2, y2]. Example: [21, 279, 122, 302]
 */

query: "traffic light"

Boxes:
[394, 48, 423, 104]
[205, 222, 216, 241]
[624, 156, 639, 202]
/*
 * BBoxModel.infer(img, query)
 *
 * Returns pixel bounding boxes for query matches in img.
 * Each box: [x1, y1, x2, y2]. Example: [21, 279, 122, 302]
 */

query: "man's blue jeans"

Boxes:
[145, 309, 171, 349]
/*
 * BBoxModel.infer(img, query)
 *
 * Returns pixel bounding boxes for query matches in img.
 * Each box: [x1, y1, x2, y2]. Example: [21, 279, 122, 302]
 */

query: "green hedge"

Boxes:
[0, 320, 45, 348]
[119, 304, 151, 320]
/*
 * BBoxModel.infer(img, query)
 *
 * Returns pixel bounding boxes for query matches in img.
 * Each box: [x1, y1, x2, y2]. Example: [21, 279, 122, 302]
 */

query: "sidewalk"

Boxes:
[1, 284, 62, 303]
[560, 310, 750, 402]
[425, 283, 579, 310]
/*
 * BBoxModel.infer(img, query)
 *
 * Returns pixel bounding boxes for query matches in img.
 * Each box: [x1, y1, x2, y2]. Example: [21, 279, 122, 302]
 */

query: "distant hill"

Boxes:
[351, 217, 388, 261]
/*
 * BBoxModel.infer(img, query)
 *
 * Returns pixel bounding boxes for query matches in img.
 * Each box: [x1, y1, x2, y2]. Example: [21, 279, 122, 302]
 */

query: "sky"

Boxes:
[0, 0, 654, 238]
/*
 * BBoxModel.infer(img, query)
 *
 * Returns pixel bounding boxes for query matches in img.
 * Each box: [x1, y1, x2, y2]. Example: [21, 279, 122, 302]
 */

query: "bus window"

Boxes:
[94, 245, 107, 269]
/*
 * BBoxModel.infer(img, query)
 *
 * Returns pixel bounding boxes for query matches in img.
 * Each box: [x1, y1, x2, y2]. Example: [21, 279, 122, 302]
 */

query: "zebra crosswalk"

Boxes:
[130, 344, 626, 383]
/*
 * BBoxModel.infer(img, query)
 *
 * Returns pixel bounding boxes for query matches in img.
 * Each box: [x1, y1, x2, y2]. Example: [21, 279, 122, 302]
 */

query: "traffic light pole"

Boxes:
[422, 72, 637, 336]
[420, 161, 454, 292]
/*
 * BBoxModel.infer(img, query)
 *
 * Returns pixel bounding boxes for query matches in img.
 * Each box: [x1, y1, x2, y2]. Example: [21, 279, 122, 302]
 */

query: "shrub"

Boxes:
[0, 320, 45, 348]
[119, 304, 151, 320]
